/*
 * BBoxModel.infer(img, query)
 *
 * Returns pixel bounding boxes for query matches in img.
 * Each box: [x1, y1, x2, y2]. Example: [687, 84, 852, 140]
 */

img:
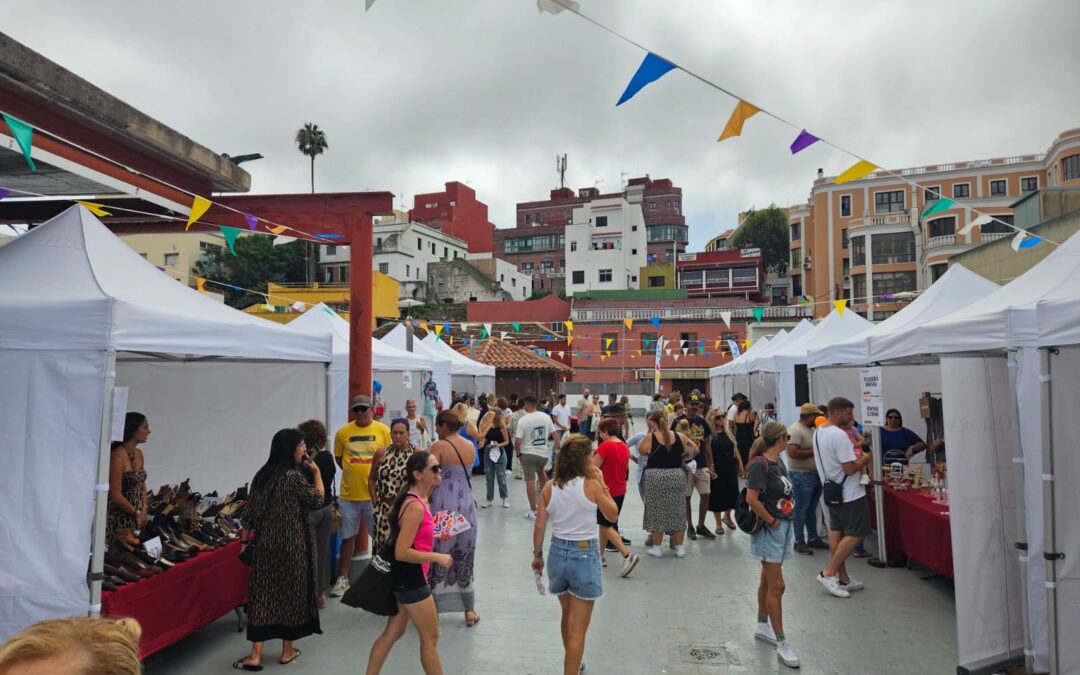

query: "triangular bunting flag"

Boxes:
[742, 339, 751, 350]
[681, 347, 688, 355]
[616, 53, 677, 106]
[419, 321, 429, 331]
[450, 336, 454, 345]
[502, 331, 509, 340]
[624, 318, 633, 330]
[567, 335, 574, 346]
[195, 277, 206, 292]
[834, 160, 878, 185]
[0, 188, 10, 200]
[600, 355, 607, 362]
[323, 306, 335, 317]
[434, 324, 443, 336]
[644, 338, 652, 348]
[484, 323, 493, 336]
[564, 320, 573, 332]
[650, 316, 661, 329]
[2, 113, 36, 171]
[714, 339, 721, 349]
[719, 310, 731, 328]
[1011, 231, 1043, 251]
[185, 196, 213, 231]
[790, 129, 820, 155]
[576, 350, 582, 357]
[262, 304, 274, 312]
[512, 322, 521, 332]
[717, 100, 760, 142]
[665, 349, 671, 356]
[680, 339, 688, 347]
[268, 225, 287, 234]
[220, 225, 241, 256]
[480, 329, 488, 339]
[557, 351, 564, 358]
[921, 197, 955, 219]
[244, 214, 259, 230]
[605, 337, 613, 348]
[442, 323, 451, 335]
[273, 236, 297, 246]
[585, 354, 591, 360]
[77, 201, 111, 217]
[752, 307, 764, 323]
[673, 354, 680, 362]
[605, 350, 612, 358]
[833, 299, 847, 316]
[960, 213, 993, 236]
[460, 323, 471, 332]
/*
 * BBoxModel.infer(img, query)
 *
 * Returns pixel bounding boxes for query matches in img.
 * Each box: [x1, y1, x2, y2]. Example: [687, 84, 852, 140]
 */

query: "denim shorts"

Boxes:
[337, 499, 373, 540]
[547, 537, 603, 601]
[750, 518, 794, 564]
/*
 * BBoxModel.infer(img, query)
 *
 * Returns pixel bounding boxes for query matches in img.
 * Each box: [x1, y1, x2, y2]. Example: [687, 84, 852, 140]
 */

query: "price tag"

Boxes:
[142, 536, 162, 560]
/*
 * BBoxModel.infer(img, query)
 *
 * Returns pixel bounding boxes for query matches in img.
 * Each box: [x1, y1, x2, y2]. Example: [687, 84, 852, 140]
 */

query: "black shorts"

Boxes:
[392, 585, 432, 605]
[597, 494, 625, 528]
[828, 496, 872, 539]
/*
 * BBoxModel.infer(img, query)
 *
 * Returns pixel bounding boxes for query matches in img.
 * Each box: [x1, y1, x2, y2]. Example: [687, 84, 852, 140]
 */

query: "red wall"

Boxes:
[467, 295, 571, 323]
[410, 181, 494, 253]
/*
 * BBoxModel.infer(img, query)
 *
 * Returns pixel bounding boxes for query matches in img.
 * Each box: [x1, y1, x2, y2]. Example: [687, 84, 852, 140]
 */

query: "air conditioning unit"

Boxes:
[803, 255, 812, 270]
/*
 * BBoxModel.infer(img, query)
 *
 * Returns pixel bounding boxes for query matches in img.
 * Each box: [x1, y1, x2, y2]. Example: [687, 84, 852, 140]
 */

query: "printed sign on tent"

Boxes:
[861, 396, 884, 427]
[860, 367, 882, 397]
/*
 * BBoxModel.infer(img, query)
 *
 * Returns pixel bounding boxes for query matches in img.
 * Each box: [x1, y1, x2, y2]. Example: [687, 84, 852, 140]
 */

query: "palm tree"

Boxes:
[295, 123, 328, 193]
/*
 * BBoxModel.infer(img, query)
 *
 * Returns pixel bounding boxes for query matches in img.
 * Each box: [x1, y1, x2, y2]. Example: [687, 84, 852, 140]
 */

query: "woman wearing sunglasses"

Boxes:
[366, 451, 453, 675]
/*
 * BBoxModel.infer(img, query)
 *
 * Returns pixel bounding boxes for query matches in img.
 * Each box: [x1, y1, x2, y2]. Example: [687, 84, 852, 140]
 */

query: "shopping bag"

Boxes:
[341, 543, 398, 616]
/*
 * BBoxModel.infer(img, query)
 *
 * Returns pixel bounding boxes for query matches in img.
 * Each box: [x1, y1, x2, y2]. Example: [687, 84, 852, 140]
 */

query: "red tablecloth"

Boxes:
[102, 540, 249, 657]
[871, 485, 953, 579]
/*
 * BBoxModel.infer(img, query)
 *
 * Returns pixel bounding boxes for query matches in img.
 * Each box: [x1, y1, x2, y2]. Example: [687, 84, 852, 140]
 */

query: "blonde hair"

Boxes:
[707, 407, 737, 444]
[749, 420, 789, 459]
[450, 402, 470, 424]
[0, 616, 142, 675]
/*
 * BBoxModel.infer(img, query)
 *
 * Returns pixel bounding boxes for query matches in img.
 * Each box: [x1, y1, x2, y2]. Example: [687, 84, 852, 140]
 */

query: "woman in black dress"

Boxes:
[733, 399, 758, 467]
[707, 408, 743, 534]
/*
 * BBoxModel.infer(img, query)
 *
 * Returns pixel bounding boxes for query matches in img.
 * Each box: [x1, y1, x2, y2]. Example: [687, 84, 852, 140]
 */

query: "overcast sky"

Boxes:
[6, 1, 1079, 249]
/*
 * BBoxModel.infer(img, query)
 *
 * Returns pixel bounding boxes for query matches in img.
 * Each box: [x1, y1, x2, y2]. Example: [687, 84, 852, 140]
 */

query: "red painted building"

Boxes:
[467, 294, 571, 323]
[675, 248, 766, 300]
[409, 181, 495, 253]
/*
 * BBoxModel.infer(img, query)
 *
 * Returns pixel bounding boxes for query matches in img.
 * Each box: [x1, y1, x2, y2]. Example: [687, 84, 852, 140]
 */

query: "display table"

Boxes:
[102, 540, 249, 657]
[871, 484, 954, 579]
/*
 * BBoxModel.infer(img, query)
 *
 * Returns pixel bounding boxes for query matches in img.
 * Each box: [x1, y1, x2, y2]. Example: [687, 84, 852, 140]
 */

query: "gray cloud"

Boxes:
[6, 0, 1078, 249]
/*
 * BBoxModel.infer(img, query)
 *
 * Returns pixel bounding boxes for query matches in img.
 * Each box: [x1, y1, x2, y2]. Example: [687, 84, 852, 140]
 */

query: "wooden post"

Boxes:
[348, 213, 373, 404]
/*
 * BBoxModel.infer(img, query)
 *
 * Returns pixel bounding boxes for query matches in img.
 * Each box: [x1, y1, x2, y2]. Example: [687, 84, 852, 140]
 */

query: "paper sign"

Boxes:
[142, 536, 162, 560]
[109, 387, 130, 442]
[861, 396, 884, 426]
[860, 367, 882, 397]
[402, 371, 413, 389]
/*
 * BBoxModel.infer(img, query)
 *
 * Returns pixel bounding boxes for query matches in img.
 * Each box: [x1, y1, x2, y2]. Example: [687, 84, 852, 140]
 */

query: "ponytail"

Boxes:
[750, 420, 789, 460]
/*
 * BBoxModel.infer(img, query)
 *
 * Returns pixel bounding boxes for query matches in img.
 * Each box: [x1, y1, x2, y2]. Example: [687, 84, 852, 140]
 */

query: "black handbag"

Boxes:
[341, 541, 399, 616]
[238, 537, 255, 565]
[813, 431, 849, 507]
[734, 457, 768, 534]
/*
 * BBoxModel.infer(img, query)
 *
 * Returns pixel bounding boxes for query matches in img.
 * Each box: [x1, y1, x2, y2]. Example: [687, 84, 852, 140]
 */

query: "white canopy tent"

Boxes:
[0, 206, 332, 641]
[289, 304, 436, 432]
[421, 334, 497, 395]
[381, 323, 452, 411]
[709, 335, 772, 406]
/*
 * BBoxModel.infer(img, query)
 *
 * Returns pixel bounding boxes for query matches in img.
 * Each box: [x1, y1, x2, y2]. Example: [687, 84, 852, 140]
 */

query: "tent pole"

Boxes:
[1006, 350, 1034, 673]
[869, 423, 888, 569]
[325, 363, 333, 437]
[89, 350, 117, 618]
[1038, 348, 1059, 675]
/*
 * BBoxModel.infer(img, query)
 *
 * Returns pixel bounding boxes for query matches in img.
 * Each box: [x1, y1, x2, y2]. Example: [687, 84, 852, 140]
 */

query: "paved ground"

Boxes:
[146, 461, 957, 674]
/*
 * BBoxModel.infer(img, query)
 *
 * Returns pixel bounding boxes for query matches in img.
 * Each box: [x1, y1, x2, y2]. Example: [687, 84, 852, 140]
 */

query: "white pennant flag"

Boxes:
[681, 339, 688, 347]
[484, 323, 492, 336]
[665, 349, 671, 356]
[682, 347, 689, 355]
[961, 213, 993, 236]
[273, 235, 298, 246]
[460, 323, 470, 332]
[500, 331, 508, 340]
[291, 301, 306, 312]
[719, 310, 732, 328]
[537, 0, 580, 14]
[557, 351, 564, 358]
[673, 354, 680, 362]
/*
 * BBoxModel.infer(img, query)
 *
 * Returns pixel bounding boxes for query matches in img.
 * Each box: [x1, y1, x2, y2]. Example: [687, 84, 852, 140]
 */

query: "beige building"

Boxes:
[119, 231, 227, 289]
[790, 127, 1080, 318]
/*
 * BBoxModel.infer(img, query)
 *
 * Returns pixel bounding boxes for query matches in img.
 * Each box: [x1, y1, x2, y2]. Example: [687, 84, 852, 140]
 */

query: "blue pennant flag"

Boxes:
[616, 53, 676, 106]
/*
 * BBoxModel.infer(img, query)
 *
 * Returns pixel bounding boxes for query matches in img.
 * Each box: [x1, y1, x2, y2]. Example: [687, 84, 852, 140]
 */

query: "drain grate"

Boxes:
[678, 644, 740, 665]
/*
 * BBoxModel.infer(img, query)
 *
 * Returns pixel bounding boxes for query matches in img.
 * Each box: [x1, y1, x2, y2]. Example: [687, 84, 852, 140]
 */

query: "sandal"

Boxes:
[231, 659, 263, 671]
[279, 649, 301, 665]
[465, 611, 480, 627]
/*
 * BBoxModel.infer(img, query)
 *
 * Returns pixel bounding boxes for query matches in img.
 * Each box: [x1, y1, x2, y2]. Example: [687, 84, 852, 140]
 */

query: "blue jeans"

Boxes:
[789, 471, 822, 544]
[484, 444, 508, 501]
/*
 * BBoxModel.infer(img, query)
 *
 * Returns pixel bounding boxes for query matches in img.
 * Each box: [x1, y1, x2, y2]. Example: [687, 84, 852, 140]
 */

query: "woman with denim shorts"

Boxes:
[745, 421, 800, 669]
[532, 434, 620, 675]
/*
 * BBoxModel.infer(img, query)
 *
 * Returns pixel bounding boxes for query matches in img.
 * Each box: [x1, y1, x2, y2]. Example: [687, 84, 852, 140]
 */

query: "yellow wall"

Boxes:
[119, 231, 226, 288]
[639, 263, 674, 290]
[246, 273, 399, 327]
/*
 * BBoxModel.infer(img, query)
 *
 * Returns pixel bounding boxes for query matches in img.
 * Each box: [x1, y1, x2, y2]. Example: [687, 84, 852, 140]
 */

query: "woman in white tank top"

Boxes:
[531, 434, 619, 675]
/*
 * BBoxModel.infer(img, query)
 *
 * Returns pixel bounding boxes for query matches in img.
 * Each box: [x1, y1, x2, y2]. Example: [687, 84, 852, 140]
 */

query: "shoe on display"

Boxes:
[816, 572, 850, 598]
[481, 500, 492, 509]
[793, 542, 814, 555]
[329, 576, 350, 598]
[696, 525, 717, 540]
[776, 640, 801, 668]
[754, 621, 777, 646]
[674, 545, 686, 559]
[841, 578, 865, 592]
[646, 546, 663, 558]
[502, 499, 510, 508]
[686, 525, 698, 541]
[620, 553, 639, 578]
[808, 538, 830, 550]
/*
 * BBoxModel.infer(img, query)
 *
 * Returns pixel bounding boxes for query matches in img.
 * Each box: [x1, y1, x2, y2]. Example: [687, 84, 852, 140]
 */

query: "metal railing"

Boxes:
[926, 235, 956, 249]
[979, 231, 1011, 243]
[570, 305, 813, 322]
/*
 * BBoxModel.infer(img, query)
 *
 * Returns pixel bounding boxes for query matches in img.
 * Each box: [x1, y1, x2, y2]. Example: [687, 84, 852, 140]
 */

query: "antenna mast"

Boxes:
[556, 153, 567, 189]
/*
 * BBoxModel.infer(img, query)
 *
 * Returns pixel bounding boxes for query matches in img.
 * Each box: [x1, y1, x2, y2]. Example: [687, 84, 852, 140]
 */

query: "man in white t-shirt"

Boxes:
[551, 393, 572, 442]
[514, 395, 561, 519]
[814, 396, 874, 599]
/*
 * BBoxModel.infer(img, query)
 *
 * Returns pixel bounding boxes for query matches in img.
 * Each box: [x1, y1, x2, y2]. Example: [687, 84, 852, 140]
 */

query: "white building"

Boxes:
[428, 253, 531, 304]
[564, 196, 648, 296]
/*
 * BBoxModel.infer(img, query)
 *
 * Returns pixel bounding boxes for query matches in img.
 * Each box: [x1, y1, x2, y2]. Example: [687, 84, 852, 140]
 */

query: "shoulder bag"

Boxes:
[734, 456, 769, 534]
[813, 430, 850, 507]
[342, 540, 399, 616]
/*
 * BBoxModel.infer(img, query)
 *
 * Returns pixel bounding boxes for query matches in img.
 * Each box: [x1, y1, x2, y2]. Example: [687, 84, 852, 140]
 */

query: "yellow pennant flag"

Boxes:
[268, 225, 287, 235]
[605, 337, 613, 348]
[717, 100, 760, 142]
[834, 160, 878, 185]
[600, 355, 607, 362]
[564, 320, 573, 332]
[185, 195, 212, 231]
[450, 336, 454, 345]
[195, 277, 206, 292]
[605, 350, 612, 357]
[77, 201, 111, 217]
[714, 339, 721, 349]
[742, 338, 751, 350]
[434, 324, 443, 336]
[567, 335, 574, 346]
[419, 321, 429, 331]
[834, 299, 847, 316]
[623, 318, 634, 330]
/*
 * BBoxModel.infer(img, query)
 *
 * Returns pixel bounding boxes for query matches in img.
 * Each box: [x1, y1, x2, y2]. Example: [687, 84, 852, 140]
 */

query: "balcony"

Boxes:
[926, 235, 956, 250]
[979, 231, 1011, 243]
[850, 213, 911, 229]
[570, 305, 813, 322]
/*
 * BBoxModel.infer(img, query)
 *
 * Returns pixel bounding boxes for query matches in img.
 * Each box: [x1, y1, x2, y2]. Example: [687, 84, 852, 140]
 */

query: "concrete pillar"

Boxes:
[349, 213, 374, 403]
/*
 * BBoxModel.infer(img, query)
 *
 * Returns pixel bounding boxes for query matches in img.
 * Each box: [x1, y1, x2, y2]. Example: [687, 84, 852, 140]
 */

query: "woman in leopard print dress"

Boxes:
[370, 419, 416, 551]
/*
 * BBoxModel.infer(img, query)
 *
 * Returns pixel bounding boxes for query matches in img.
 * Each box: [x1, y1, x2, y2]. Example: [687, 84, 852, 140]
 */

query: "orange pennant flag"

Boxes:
[624, 318, 634, 330]
[567, 336, 574, 346]
[185, 195, 212, 231]
[77, 201, 111, 217]
[419, 321, 429, 331]
[834, 160, 878, 185]
[268, 225, 287, 235]
[717, 100, 760, 142]
[833, 299, 847, 316]
[714, 339, 721, 349]
[195, 277, 206, 292]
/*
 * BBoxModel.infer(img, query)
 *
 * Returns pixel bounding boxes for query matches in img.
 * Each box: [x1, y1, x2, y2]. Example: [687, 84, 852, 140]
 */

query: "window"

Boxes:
[631, 248, 638, 255]
[641, 332, 658, 351]
[541, 260, 554, 272]
[565, 210, 573, 221]
[570, 241, 577, 252]
[791, 248, 802, 269]
[559, 259, 565, 269]
[732, 268, 757, 285]
[406, 264, 410, 277]
[924, 186, 940, 202]
[376, 237, 382, 248]
[646, 224, 688, 243]
[454, 250, 459, 259]
[840, 195, 852, 217]
[164, 252, 179, 266]
[442, 246, 447, 258]
[990, 179, 1007, 196]
[324, 267, 333, 283]
[632, 225, 638, 232]
[536, 213, 542, 224]
[418, 237, 422, 250]
[792, 274, 802, 297]
[649, 202, 656, 211]
[872, 232, 916, 263]
[139, 252, 148, 259]
[872, 271, 917, 297]
[930, 264, 947, 283]
[522, 262, 534, 272]
[595, 216, 608, 227]
[853, 274, 867, 303]
[928, 217, 956, 239]
[598, 269, 612, 282]
[667, 200, 672, 208]
[511, 278, 516, 287]
[326, 244, 337, 255]
[1021, 176, 1039, 193]
[504, 234, 564, 253]
[681, 270, 703, 286]
[500, 274, 505, 282]
[981, 214, 1013, 234]
[1064, 155, 1080, 181]
[378, 262, 389, 274]
[790, 223, 801, 241]
[953, 183, 970, 199]
[842, 229, 849, 250]
[525, 214, 532, 224]
[842, 258, 850, 277]
[572, 270, 584, 284]
[648, 275, 666, 287]
[851, 235, 866, 266]
[705, 269, 726, 286]
[874, 190, 905, 214]
[680, 332, 698, 350]
[431, 243, 436, 254]
[601, 333, 618, 354]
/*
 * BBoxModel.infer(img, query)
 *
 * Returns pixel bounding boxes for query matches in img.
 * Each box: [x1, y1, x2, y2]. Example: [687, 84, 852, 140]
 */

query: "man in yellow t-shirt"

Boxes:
[328, 394, 391, 598]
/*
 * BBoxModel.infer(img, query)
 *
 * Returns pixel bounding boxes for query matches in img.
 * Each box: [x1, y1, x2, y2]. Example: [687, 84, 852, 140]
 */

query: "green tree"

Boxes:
[295, 122, 328, 193]
[727, 205, 790, 274]
[194, 235, 308, 309]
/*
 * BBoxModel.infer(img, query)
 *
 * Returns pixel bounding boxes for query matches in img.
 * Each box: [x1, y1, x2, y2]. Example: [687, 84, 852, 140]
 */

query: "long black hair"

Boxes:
[122, 412, 146, 444]
[252, 428, 305, 492]
[388, 450, 433, 543]
[885, 408, 903, 427]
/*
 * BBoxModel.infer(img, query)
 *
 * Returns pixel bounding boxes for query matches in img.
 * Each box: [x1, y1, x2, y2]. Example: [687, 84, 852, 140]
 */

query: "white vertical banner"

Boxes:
[109, 386, 129, 442]
[654, 334, 663, 395]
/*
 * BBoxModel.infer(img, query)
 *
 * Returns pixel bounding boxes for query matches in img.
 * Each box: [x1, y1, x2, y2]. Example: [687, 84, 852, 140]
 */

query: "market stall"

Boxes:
[380, 323, 452, 411]
[0, 206, 332, 643]
[422, 333, 497, 396]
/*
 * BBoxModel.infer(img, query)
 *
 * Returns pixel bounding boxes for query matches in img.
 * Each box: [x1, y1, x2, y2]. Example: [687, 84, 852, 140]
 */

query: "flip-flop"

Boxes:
[231, 660, 263, 671]
[279, 649, 301, 665]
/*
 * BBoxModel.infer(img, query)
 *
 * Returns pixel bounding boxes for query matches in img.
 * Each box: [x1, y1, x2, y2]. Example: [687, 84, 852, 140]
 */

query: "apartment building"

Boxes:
[409, 181, 496, 253]
[674, 249, 766, 300]
[564, 197, 648, 296]
[119, 231, 225, 289]
[790, 127, 1080, 319]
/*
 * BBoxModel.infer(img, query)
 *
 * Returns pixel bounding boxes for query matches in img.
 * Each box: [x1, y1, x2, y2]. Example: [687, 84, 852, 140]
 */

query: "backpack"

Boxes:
[734, 457, 769, 534]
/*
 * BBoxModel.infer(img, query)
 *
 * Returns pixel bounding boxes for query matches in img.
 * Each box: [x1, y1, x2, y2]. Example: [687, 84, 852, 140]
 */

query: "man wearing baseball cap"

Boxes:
[787, 403, 829, 554]
[329, 394, 391, 598]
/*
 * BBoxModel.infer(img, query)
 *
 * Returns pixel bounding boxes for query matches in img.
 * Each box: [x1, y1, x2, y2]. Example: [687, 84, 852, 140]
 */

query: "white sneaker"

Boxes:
[620, 553, 640, 578]
[505, 469, 512, 475]
[329, 576, 349, 598]
[841, 578, 865, 592]
[514, 469, 524, 480]
[355, 550, 371, 561]
[816, 572, 851, 598]
[776, 639, 800, 668]
[754, 621, 777, 645]
[524, 511, 537, 520]
[480, 500, 492, 509]
[646, 546, 663, 558]
[501, 498, 510, 508]
[674, 545, 686, 558]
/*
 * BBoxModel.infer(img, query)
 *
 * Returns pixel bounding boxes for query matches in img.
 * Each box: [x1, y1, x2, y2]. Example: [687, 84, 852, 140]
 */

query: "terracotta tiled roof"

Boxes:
[462, 338, 572, 372]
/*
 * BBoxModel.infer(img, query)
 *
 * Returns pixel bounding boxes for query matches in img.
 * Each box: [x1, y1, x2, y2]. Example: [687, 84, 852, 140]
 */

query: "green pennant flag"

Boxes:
[2, 113, 36, 171]
[752, 307, 764, 323]
[512, 322, 521, 332]
[643, 338, 652, 348]
[921, 197, 955, 219]
[220, 225, 241, 256]
[480, 329, 488, 339]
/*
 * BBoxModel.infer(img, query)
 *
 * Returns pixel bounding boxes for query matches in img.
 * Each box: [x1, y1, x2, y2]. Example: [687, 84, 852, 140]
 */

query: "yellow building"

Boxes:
[639, 263, 674, 290]
[118, 231, 227, 288]
[243, 274, 400, 327]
